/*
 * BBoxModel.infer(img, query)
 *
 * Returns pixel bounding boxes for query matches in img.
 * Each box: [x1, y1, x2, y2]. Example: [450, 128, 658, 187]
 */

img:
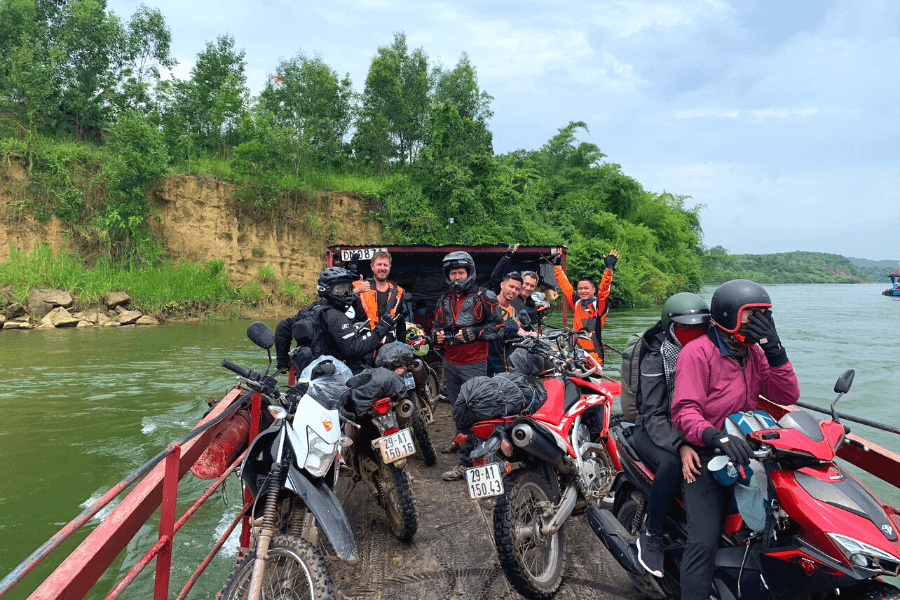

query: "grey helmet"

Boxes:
[661, 292, 711, 328]
[442, 251, 476, 294]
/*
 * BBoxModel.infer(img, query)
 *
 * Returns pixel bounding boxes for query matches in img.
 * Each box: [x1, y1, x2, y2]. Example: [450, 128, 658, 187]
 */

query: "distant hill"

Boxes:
[846, 257, 900, 283]
[702, 250, 874, 284]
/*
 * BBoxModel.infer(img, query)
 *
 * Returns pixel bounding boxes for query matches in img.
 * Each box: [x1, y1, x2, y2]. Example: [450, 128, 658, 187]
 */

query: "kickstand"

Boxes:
[340, 479, 358, 505]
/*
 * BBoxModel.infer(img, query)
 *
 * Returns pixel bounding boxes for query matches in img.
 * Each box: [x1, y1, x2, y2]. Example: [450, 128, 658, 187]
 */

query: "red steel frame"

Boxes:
[0, 386, 260, 600]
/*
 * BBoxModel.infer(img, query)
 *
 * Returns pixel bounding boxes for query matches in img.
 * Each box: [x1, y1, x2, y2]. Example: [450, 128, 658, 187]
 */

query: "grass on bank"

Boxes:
[0, 242, 302, 318]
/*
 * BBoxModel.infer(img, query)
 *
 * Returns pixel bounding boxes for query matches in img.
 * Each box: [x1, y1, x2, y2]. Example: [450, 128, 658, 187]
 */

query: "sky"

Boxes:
[107, 0, 900, 260]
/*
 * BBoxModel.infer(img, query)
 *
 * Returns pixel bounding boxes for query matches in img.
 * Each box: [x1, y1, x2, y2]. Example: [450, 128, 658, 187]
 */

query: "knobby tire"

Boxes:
[380, 462, 418, 542]
[219, 534, 335, 600]
[410, 402, 437, 466]
[493, 468, 565, 599]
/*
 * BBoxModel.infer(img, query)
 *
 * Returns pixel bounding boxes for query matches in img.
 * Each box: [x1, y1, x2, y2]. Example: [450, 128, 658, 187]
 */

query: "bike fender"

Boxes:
[285, 464, 359, 563]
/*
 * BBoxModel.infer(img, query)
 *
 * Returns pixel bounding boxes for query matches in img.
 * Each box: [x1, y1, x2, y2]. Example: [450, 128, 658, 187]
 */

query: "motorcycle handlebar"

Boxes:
[222, 359, 255, 380]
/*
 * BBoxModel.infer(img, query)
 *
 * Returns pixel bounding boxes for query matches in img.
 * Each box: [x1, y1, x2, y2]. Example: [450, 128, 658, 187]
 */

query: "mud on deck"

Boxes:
[323, 402, 642, 600]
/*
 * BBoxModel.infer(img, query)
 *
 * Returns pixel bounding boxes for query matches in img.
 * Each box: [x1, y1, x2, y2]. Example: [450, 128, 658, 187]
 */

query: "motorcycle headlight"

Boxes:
[827, 533, 900, 575]
[304, 426, 337, 478]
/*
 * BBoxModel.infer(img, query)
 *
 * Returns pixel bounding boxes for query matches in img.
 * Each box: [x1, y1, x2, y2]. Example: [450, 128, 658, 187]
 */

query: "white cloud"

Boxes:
[674, 107, 820, 120]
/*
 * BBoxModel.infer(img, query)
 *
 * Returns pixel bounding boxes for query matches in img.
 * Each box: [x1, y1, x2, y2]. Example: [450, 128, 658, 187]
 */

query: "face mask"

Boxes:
[416, 309, 426, 316]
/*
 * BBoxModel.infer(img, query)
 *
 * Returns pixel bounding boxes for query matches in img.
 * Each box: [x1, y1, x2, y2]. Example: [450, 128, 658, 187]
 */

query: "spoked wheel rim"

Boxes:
[234, 547, 315, 600]
[510, 480, 560, 585]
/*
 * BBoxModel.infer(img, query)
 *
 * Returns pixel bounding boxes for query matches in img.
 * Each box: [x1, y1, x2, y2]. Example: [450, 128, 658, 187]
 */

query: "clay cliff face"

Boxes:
[1, 168, 382, 297]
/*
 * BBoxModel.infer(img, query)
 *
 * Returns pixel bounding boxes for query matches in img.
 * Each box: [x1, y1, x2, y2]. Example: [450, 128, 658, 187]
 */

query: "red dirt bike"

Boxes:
[462, 329, 622, 599]
[588, 369, 900, 600]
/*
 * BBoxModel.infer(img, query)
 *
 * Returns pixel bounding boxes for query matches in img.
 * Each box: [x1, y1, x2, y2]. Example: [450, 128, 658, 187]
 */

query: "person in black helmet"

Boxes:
[274, 267, 397, 374]
[432, 251, 505, 480]
[631, 293, 709, 578]
[671, 280, 799, 600]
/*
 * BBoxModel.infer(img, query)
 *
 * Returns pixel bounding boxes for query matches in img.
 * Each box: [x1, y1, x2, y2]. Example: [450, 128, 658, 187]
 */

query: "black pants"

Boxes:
[680, 455, 731, 600]
[443, 359, 486, 467]
[631, 426, 682, 534]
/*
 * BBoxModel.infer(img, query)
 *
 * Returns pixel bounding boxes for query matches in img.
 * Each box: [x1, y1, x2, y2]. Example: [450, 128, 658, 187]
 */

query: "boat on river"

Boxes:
[882, 264, 900, 297]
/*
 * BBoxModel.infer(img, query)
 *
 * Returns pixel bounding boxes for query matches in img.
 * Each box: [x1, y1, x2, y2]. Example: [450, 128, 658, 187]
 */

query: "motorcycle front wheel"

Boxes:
[219, 534, 335, 600]
[493, 468, 565, 599]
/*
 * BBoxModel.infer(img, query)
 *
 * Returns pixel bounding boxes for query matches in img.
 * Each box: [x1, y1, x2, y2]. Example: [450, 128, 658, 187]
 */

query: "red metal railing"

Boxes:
[0, 386, 259, 600]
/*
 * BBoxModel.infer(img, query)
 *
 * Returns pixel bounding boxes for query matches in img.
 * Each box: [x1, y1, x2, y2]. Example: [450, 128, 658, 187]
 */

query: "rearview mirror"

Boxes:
[834, 369, 855, 395]
[247, 321, 275, 350]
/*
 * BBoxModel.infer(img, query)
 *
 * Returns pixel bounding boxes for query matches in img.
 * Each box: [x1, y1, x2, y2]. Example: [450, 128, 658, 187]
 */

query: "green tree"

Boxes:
[111, 4, 176, 113]
[356, 32, 431, 165]
[432, 53, 494, 124]
[258, 52, 354, 169]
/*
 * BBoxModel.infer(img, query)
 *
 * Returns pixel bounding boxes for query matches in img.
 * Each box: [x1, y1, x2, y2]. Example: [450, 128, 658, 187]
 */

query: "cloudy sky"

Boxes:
[107, 0, 899, 260]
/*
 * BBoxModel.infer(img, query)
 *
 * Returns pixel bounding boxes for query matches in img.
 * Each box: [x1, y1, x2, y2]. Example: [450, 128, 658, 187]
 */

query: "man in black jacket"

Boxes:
[490, 243, 542, 330]
[275, 267, 396, 374]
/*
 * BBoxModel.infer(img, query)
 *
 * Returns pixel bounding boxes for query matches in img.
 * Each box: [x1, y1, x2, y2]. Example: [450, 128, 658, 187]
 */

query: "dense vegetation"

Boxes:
[11, 0, 867, 311]
[701, 249, 874, 284]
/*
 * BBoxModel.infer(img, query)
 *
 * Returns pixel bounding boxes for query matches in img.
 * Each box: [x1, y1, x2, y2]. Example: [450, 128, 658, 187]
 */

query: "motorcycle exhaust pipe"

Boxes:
[511, 423, 569, 472]
[397, 398, 415, 419]
[409, 359, 427, 386]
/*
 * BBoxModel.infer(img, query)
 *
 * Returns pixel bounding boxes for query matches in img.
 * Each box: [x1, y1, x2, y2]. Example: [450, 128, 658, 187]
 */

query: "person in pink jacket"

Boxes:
[671, 279, 799, 600]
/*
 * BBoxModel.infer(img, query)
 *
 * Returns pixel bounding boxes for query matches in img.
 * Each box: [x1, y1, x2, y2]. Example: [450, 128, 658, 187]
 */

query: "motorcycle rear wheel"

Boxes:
[379, 462, 419, 541]
[219, 534, 335, 600]
[615, 492, 672, 600]
[493, 468, 565, 599]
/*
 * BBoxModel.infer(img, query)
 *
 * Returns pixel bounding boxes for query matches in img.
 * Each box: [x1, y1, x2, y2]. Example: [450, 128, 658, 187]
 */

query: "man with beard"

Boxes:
[353, 250, 405, 342]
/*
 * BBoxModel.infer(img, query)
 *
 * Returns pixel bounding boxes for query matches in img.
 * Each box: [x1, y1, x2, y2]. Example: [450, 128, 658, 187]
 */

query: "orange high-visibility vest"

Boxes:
[554, 266, 612, 361]
[353, 279, 405, 330]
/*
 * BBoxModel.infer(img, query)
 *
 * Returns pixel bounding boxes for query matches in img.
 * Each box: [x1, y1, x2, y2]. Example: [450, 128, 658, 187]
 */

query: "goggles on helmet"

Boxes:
[331, 283, 352, 295]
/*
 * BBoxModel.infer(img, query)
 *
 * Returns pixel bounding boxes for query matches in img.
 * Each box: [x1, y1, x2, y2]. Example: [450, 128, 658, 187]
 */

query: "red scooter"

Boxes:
[462, 330, 622, 599]
[588, 369, 900, 600]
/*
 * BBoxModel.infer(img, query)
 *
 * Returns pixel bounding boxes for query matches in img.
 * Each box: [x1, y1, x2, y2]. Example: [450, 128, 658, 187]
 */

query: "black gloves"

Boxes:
[460, 328, 478, 343]
[702, 427, 753, 465]
[347, 252, 361, 277]
[380, 313, 400, 328]
[603, 253, 618, 270]
[506, 244, 516, 258]
[744, 309, 788, 367]
[548, 253, 562, 266]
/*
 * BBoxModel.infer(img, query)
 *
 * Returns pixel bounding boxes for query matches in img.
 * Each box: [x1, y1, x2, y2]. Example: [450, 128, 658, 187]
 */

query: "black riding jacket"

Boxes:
[633, 321, 687, 454]
[275, 301, 390, 372]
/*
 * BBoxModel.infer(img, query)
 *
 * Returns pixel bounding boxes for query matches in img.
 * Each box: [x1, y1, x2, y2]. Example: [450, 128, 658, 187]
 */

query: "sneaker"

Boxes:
[442, 464, 467, 481]
[636, 528, 665, 578]
[441, 441, 460, 454]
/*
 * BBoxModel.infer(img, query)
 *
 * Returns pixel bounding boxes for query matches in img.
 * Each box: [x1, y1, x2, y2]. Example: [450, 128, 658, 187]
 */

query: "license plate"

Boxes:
[341, 247, 387, 261]
[403, 373, 416, 390]
[377, 428, 416, 463]
[466, 463, 504, 499]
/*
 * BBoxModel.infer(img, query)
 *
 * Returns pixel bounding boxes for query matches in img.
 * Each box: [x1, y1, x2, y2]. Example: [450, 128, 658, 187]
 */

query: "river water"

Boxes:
[0, 283, 897, 598]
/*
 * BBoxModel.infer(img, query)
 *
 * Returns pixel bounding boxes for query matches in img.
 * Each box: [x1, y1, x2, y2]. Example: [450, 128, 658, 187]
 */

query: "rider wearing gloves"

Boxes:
[275, 267, 397, 374]
[671, 280, 799, 600]
[549, 249, 619, 363]
[433, 251, 505, 481]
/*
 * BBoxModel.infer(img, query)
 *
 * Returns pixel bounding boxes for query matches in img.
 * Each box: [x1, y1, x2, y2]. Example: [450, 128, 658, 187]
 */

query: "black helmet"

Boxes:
[442, 251, 476, 294]
[661, 292, 710, 328]
[710, 279, 772, 334]
[317, 267, 355, 310]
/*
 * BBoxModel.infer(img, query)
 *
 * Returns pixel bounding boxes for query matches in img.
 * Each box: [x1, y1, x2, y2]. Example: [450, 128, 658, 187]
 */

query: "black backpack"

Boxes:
[289, 303, 330, 375]
[618, 329, 646, 422]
